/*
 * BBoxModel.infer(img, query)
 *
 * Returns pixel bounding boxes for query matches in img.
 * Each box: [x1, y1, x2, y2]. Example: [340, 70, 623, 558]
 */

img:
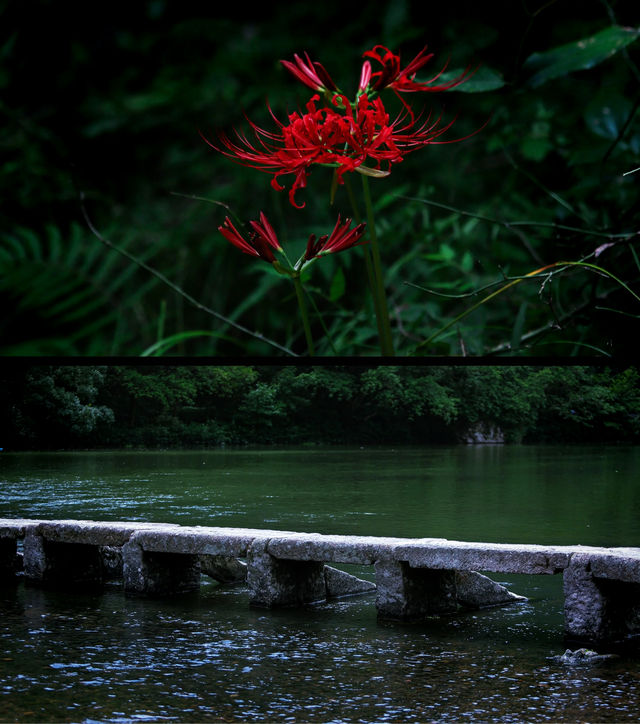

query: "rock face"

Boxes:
[461, 424, 505, 444]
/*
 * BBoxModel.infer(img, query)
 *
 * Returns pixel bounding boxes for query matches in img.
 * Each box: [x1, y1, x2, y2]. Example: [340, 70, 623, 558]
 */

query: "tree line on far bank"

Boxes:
[2, 364, 639, 451]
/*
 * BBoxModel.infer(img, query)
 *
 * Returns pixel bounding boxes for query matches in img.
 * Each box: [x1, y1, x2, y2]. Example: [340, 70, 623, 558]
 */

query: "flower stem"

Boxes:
[293, 274, 315, 355]
[343, 175, 386, 349]
[361, 174, 395, 355]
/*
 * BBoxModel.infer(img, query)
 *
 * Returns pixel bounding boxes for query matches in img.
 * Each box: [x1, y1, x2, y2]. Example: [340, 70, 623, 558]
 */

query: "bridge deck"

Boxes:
[1, 518, 636, 575]
[2, 518, 640, 647]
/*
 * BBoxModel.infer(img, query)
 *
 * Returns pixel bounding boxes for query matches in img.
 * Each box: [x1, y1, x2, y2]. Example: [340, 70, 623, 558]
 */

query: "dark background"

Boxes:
[2, 0, 639, 356]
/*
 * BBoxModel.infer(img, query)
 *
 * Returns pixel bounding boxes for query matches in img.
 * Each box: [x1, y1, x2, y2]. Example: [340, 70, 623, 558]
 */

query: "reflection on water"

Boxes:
[1, 446, 639, 721]
[1, 578, 639, 723]
[2, 445, 640, 545]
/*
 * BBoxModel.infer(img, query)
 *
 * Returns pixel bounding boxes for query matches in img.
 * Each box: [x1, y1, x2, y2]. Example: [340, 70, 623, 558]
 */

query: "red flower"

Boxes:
[204, 93, 460, 208]
[304, 215, 367, 261]
[218, 212, 366, 270]
[218, 212, 282, 263]
[363, 45, 473, 93]
[281, 52, 338, 93]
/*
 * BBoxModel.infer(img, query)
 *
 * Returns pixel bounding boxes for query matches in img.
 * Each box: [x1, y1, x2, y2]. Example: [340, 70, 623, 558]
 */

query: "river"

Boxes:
[1, 445, 639, 722]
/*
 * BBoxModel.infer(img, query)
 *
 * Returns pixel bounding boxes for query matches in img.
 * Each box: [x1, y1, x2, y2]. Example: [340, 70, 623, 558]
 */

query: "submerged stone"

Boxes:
[551, 648, 620, 665]
[324, 565, 376, 599]
[199, 554, 247, 583]
[455, 571, 527, 609]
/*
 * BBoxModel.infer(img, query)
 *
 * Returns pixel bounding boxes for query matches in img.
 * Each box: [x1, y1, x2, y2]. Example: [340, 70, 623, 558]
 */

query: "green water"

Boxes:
[1, 445, 639, 722]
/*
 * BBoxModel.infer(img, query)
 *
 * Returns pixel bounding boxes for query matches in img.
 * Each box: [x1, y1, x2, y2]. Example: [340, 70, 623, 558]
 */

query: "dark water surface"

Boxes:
[1, 445, 639, 722]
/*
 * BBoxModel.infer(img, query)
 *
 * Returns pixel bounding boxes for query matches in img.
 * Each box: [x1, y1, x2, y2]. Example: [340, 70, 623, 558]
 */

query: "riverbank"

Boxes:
[4, 364, 640, 452]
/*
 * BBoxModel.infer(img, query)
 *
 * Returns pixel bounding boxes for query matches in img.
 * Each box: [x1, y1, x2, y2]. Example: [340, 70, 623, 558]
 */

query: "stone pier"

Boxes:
[2, 518, 640, 648]
[564, 551, 640, 645]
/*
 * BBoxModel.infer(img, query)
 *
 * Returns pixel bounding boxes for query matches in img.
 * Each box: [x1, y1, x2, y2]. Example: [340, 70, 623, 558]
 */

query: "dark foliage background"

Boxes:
[1, 0, 639, 356]
[2, 364, 639, 449]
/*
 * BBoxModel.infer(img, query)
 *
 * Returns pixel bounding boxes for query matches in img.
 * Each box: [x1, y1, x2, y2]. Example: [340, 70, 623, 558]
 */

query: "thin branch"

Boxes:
[79, 193, 298, 356]
[401, 194, 638, 240]
[601, 93, 640, 169]
[412, 258, 639, 354]
[500, 146, 589, 224]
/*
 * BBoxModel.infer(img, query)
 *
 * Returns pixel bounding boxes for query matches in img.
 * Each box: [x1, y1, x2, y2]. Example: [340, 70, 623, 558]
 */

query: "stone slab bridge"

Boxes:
[2, 518, 640, 648]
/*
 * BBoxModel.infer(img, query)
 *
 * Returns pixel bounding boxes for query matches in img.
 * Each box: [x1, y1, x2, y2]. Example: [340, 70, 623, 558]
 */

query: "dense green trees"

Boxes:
[2, 365, 638, 450]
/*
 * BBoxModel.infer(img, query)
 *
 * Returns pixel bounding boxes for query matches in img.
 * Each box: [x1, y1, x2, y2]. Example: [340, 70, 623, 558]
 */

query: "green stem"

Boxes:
[361, 174, 395, 355]
[293, 275, 315, 355]
[343, 176, 385, 348]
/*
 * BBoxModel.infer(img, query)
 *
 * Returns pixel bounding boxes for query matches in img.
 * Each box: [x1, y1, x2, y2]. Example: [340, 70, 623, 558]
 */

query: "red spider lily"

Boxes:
[219, 211, 366, 271]
[218, 212, 282, 263]
[204, 93, 463, 208]
[281, 52, 338, 93]
[304, 215, 367, 261]
[363, 44, 473, 93]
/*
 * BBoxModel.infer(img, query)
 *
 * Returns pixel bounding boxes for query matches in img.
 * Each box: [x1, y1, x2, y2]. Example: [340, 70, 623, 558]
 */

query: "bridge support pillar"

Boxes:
[247, 540, 326, 608]
[122, 541, 201, 596]
[564, 554, 640, 646]
[375, 561, 457, 620]
[23, 533, 104, 587]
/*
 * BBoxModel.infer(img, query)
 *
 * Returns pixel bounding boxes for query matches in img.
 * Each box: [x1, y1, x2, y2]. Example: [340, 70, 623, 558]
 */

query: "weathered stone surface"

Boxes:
[375, 560, 458, 620]
[130, 525, 286, 558]
[588, 549, 640, 584]
[455, 571, 527, 609]
[265, 533, 413, 565]
[397, 539, 573, 575]
[247, 539, 326, 608]
[324, 566, 376, 599]
[563, 553, 640, 644]
[199, 554, 247, 583]
[34, 520, 180, 547]
[0, 518, 41, 538]
[122, 540, 200, 596]
[100, 546, 123, 580]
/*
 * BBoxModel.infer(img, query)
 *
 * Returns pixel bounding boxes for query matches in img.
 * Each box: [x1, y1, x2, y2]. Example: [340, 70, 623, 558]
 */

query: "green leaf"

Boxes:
[460, 251, 474, 273]
[510, 301, 528, 352]
[523, 25, 640, 88]
[141, 330, 229, 356]
[584, 94, 633, 140]
[329, 266, 346, 302]
[441, 66, 505, 93]
[439, 243, 456, 262]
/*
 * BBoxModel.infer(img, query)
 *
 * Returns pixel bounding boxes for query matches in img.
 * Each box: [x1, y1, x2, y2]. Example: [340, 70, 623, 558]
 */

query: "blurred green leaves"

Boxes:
[0, 224, 158, 354]
[523, 25, 640, 88]
[442, 66, 505, 93]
